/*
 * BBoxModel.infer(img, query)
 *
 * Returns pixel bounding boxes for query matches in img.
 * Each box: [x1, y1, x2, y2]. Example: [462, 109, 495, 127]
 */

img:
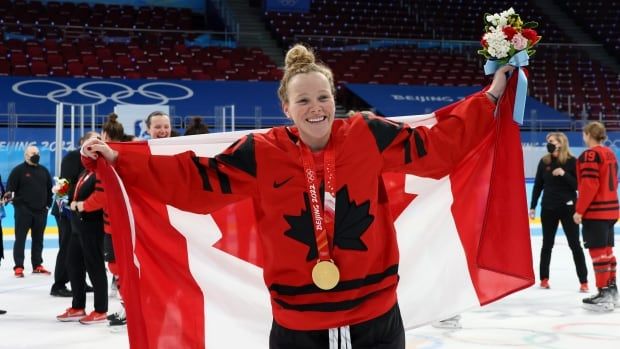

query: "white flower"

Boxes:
[488, 8, 516, 29]
[484, 28, 510, 58]
[511, 33, 528, 50]
[486, 13, 501, 26]
[500, 8, 515, 19]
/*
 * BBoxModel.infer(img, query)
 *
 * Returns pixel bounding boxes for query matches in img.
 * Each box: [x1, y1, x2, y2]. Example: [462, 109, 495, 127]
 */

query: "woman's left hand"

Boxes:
[552, 168, 565, 176]
[487, 65, 516, 102]
[573, 212, 582, 224]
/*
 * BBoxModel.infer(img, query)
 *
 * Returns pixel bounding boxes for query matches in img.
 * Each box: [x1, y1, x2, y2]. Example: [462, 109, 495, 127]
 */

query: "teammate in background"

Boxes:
[50, 133, 94, 297]
[6, 145, 53, 277]
[574, 122, 619, 311]
[145, 111, 172, 139]
[530, 132, 588, 292]
[57, 132, 109, 324]
[100, 113, 128, 330]
[184, 116, 210, 135]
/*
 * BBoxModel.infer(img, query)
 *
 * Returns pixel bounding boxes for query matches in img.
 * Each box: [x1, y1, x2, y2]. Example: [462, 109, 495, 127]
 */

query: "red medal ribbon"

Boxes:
[299, 140, 336, 261]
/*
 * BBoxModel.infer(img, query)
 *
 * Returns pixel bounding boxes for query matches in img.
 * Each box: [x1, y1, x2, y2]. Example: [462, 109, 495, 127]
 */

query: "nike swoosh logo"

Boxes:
[273, 176, 293, 189]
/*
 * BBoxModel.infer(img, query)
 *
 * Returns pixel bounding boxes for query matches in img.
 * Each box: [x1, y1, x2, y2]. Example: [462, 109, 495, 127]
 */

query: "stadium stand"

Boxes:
[557, 0, 620, 59]
[0, 0, 281, 81]
[0, 0, 618, 124]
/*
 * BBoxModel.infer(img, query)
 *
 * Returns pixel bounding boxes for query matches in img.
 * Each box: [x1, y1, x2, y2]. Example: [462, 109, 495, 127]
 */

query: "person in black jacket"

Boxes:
[5, 145, 53, 277]
[1, 175, 5, 314]
[50, 132, 98, 297]
[1, 174, 6, 264]
[56, 163, 108, 324]
[530, 132, 589, 291]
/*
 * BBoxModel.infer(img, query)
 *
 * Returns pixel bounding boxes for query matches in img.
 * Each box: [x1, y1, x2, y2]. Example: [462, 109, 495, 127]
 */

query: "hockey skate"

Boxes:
[609, 283, 619, 307]
[431, 315, 462, 329]
[582, 288, 615, 312]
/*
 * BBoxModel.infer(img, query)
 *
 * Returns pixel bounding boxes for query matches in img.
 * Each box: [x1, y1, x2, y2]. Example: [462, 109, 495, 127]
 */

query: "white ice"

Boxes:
[1, 233, 619, 349]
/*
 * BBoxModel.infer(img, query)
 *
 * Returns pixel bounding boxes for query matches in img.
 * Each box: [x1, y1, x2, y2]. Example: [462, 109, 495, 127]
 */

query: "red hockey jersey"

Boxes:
[97, 91, 495, 330]
[576, 145, 619, 220]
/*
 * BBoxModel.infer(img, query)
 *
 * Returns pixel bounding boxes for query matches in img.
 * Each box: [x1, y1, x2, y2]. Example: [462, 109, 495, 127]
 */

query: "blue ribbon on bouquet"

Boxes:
[55, 196, 71, 217]
[484, 50, 529, 124]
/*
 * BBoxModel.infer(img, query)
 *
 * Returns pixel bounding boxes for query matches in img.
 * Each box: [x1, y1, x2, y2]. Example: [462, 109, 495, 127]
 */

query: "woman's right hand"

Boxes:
[81, 137, 118, 163]
[528, 209, 535, 220]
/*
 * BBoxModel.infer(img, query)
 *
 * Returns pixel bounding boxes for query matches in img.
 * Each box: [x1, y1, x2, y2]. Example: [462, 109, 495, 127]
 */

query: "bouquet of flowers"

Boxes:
[478, 8, 541, 64]
[478, 8, 541, 124]
[52, 177, 70, 197]
[52, 177, 71, 215]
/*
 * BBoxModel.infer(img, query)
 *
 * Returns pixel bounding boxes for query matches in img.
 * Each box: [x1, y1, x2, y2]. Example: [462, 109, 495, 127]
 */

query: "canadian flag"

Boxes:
[96, 75, 533, 348]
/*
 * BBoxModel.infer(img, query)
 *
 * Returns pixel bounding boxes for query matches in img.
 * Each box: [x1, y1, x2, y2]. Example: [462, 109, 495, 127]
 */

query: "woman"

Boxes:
[530, 132, 588, 291]
[83, 45, 513, 348]
[100, 113, 127, 328]
[574, 122, 619, 311]
[57, 132, 108, 324]
[145, 110, 172, 139]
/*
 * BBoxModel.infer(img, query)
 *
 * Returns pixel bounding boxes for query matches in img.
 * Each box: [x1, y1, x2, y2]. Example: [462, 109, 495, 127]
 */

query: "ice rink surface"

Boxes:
[1, 233, 619, 349]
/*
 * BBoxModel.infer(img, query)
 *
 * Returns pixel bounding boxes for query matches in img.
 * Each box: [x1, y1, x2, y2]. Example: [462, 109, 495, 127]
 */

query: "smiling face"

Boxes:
[282, 72, 336, 151]
[147, 115, 171, 139]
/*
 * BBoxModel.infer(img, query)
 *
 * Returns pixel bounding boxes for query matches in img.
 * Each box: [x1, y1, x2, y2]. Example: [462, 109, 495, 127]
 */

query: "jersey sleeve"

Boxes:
[107, 135, 259, 214]
[576, 149, 601, 215]
[83, 177, 106, 212]
[374, 91, 496, 178]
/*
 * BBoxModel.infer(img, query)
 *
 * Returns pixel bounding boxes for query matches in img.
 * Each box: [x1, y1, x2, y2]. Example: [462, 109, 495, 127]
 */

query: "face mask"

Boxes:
[29, 154, 40, 164]
[546, 143, 557, 153]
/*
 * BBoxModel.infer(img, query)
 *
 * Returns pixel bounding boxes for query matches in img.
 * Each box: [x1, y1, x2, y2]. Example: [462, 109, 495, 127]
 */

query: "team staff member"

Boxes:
[6, 146, 53, 277]
[530, 132, 588, 291]
[574, 122, 619, 311]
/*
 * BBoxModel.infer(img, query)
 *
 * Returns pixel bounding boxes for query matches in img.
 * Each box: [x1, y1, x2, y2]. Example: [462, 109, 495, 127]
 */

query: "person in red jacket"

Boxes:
[574, 121, 619, 311]
[82, 44, 514, 348]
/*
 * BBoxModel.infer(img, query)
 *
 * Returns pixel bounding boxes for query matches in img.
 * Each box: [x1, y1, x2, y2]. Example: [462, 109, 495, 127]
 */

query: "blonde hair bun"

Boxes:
[285, 44, 315, 70]
[277, 43, 335, 103]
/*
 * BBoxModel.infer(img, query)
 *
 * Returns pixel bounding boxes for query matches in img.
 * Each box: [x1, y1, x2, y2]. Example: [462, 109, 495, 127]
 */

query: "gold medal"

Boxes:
[312, 260, 340, 290]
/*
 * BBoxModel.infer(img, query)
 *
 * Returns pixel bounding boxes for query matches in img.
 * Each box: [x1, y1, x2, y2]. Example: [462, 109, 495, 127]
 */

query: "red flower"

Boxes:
[502, 26, 518, 40]
[58, 182, 69, 196]
[480, 37, 488, 47]
[521, 29, 538, 41]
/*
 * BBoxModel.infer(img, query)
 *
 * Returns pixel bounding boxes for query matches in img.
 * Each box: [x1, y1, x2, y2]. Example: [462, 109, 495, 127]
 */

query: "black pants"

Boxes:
[13, 206, 47, 269]
[68, 219, 107, 313]
[0, 219, 4, 261]
[582, 219, 616, 249]
[540, 206, 588, 283]
[269, 303, 405, 349]
[51, 213, 72, 291]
